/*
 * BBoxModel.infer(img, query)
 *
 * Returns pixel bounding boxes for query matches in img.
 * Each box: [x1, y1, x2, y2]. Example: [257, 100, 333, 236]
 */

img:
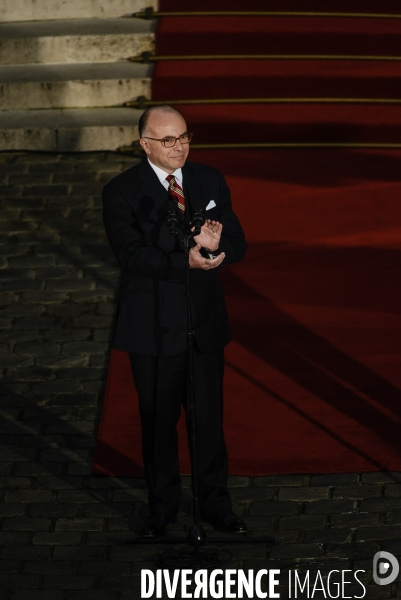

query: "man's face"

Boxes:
[140, 111, 190, 173]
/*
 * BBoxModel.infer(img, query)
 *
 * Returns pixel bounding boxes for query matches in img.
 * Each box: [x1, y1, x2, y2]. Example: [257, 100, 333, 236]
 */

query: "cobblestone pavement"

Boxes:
[1, 151, 401, 599]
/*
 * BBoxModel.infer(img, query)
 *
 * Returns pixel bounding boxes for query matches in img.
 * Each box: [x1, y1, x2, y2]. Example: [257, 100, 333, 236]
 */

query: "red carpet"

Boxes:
[157, 0, 401, 12]
[153, 61, 401, 101]
[93, 149, 401, 476]
[92, 3, 401, 476]
[156, 16, 401, 58]
[154, 103, 401, 145]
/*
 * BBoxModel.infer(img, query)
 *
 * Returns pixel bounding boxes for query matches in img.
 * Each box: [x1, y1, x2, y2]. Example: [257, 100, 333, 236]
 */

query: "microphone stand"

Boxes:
[125, 204, 275, 569]
[180, 217, 207, 555]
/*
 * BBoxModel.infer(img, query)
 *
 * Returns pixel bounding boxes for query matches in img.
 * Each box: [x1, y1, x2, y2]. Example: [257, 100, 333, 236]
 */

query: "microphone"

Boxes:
[192, 207, 205, 236]
[165, 199, 180, 238]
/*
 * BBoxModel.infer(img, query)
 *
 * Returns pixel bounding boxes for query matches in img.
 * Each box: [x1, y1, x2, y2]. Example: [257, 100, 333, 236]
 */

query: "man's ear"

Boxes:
[139, 138, 150, 154]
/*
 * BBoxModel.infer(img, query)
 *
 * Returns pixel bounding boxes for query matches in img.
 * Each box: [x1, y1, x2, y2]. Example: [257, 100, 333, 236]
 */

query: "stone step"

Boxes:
[1, 0, 157, 22]
[0, 108, 141, 151]
[0, 19, 155, 66]
[0, 62, 152, 109]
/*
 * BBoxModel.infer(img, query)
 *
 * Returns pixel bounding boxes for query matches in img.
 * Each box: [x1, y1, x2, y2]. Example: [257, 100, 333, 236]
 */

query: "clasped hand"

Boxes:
[189, 219, 225, 270]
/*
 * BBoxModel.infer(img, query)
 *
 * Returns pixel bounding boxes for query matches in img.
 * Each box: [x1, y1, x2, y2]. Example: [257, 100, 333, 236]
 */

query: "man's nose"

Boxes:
[174, 137, 183, 150]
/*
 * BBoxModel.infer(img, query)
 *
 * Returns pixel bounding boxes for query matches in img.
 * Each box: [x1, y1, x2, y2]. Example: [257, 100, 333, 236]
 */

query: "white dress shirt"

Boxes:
[147, 159, 184, 191]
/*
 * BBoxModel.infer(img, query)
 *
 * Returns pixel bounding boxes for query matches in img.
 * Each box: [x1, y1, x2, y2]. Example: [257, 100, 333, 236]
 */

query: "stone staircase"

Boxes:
[0, 0, 157, 151]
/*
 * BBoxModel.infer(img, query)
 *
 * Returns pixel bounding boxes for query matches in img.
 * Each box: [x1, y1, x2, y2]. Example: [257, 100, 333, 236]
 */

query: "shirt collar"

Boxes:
[147, 159, 183, 186]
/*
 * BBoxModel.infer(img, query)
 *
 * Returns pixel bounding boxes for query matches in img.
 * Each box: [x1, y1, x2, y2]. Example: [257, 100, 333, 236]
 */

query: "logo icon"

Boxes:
[373, 551, 399, 586]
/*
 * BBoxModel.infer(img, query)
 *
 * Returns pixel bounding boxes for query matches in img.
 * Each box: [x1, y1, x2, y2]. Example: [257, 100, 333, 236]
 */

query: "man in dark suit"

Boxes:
[102, 105, 247, 537]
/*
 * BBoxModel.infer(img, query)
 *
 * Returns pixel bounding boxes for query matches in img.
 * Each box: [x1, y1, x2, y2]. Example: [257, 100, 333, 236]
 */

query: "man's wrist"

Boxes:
[201, 247, 219, 259]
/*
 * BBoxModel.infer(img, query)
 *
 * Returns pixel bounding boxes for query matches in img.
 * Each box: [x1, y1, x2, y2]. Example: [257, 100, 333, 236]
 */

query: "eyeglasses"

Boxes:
[143, 131, 193, 148]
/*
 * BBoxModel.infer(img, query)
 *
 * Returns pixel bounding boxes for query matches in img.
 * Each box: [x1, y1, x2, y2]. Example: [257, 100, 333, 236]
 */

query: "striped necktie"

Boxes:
[166, 174, 185, 214]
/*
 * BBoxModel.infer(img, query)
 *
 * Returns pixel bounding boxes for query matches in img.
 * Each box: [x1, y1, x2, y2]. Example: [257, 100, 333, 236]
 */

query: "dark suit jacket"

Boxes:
[102, 158, 247, 356]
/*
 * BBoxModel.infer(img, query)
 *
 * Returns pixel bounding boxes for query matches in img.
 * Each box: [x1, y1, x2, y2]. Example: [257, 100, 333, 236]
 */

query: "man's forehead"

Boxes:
[147, 113, 187, 134]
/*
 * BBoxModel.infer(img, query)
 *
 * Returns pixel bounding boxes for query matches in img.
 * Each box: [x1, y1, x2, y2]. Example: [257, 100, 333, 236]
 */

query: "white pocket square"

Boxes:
[206, 200, 216, 210]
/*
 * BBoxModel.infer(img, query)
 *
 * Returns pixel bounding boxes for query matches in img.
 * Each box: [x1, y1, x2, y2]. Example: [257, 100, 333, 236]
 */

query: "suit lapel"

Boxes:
[182, 163, 209, 221]
[137, 159, 169, 211]
[134, 159, 179, 250]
